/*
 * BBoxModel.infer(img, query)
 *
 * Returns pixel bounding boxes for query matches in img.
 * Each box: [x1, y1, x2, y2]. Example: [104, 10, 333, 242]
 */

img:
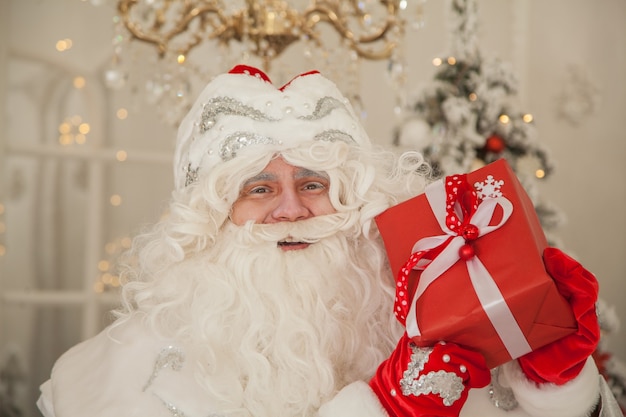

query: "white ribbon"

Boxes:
[405, 178, 532, 360]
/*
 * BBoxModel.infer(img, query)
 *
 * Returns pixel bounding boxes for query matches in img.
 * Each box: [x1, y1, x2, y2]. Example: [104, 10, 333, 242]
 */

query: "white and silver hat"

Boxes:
[173, 65, 372, 190]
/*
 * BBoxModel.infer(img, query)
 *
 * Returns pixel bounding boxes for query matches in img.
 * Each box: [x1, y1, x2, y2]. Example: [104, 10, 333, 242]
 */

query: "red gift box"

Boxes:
[375, 159, 577, 368]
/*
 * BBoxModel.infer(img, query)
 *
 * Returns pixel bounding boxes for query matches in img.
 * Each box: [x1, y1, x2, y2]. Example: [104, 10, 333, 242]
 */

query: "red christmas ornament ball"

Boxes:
[485, 135, 506, 153]
[459, 244, 475, 260]
[461, 224, 480, 241]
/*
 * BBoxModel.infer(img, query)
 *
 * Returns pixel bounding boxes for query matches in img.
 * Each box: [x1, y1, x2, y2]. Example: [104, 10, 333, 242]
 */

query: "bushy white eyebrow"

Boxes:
[294, 168, 329, 181]
[242, 172, 277, 188]
[242, 167, 328, 188]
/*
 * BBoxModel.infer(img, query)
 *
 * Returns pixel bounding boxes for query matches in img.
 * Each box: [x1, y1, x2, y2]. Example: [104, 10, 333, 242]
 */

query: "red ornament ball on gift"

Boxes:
[485, 135, 506, 153]
[459, 243, 475, 260]
[461, 224, 480, 241]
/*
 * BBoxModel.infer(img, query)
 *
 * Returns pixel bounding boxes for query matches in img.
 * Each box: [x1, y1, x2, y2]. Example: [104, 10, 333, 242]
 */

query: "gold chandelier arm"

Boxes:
[303, 0, 400, 60]
[345, 0, 400, 43]
[118, 0, 235, 57]
[118, 0, 167, 55]
[351, 40, 398, 60]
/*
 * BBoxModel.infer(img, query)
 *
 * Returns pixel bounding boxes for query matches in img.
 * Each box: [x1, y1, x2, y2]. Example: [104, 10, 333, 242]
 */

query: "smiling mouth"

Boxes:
[277, 239, 311, 251]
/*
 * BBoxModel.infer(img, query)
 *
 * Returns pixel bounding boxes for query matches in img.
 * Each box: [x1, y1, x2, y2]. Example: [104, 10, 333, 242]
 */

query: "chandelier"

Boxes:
[107, 0, 424, 125]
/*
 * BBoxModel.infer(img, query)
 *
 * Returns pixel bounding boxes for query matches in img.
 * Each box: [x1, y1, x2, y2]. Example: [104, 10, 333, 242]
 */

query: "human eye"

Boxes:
[240, 172, 276, 197]
[303, 181, 326, 191]
[296, 168, 329, 192]
[300, 175, 330, 194]
[248, 185, 271, 194]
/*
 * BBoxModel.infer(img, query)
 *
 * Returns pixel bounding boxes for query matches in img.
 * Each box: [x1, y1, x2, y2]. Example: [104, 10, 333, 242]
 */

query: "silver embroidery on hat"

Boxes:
[200, 97, 277, 133]
[399, 343, 465, 406]
[313, 129, 355, 144]
[298, 96, 347, 120]
[184, 129, 354, 186]
[219, 132, 278, 161]
[186, 95, 356, 187]
[143, 345, 186, 391]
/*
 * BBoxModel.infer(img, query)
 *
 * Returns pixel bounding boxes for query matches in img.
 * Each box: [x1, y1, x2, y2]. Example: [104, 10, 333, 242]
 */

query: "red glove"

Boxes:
[517, 247, 600, 385]
[370, 333, 491, 417]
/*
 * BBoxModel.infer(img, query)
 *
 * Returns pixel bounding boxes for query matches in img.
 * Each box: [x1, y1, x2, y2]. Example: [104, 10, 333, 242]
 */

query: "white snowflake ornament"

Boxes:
[474, 175, 504, 199]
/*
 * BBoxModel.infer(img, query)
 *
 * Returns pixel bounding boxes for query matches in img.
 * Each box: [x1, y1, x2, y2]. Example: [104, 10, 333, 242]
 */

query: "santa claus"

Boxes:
[37, 65, 621, 417]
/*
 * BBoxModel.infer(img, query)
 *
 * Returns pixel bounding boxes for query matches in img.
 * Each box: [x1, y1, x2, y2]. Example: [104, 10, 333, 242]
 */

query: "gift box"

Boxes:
[375, 159, 577, 368]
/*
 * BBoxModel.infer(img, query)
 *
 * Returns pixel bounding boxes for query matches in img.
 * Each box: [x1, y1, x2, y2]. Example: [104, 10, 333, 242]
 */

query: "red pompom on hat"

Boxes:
[228, 64, 274, 82]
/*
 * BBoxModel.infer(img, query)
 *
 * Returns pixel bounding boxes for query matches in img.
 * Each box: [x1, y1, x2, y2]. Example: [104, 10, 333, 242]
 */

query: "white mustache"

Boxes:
[230, 212, 359, 245]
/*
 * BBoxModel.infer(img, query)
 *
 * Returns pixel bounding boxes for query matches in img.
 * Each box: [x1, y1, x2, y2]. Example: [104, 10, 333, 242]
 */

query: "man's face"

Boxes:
[230, 157, 336, 250]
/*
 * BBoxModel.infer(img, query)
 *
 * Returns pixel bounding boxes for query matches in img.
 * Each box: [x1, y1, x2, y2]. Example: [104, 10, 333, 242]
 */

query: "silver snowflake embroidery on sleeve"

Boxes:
[162, 400, 187, 417]
[159, 399, 228, 417]
[143, 345, 186, 391]
[399, 343, 465, 406]
[144, 346, 225, 417]
[184, 162, 200, 187]
[488, 367, 518, 411]
[474, 175, 505, 199]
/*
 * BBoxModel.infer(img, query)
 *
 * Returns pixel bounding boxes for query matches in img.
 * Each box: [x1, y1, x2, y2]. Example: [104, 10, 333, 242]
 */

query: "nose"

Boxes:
[270, 188, 311, 222]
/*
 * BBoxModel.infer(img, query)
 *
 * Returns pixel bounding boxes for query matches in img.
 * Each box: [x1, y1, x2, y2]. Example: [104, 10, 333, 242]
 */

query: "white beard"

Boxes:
[152, 213, 400, 417]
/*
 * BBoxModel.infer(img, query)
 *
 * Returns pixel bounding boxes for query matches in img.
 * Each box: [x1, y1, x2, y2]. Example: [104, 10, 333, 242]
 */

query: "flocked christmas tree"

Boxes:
[394, 0, 625, 408]
[394, 0, 564, 244]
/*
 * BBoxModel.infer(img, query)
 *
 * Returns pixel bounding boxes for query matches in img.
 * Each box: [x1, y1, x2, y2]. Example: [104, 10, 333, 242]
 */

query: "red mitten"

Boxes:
[370, 333, 491, 417]
[517, 247, 600, 385]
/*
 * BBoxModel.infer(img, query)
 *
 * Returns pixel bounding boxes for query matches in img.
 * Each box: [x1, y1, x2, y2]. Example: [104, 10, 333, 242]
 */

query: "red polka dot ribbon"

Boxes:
[394, 174, 478, 324]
